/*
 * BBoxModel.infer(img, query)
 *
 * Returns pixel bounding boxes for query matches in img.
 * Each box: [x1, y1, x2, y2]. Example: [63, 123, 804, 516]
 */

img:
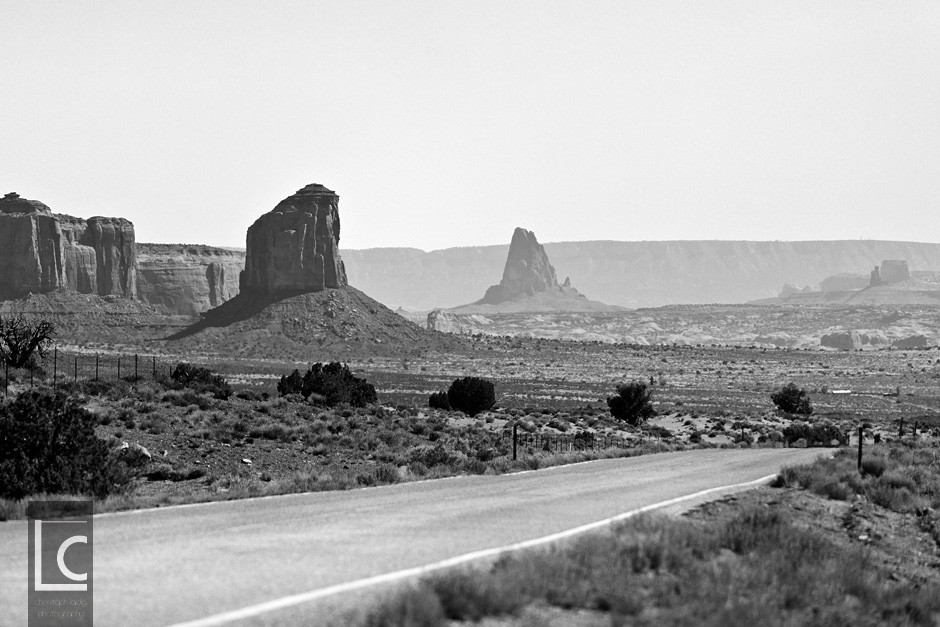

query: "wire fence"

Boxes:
[501, 427, 636, 456]
[2, 346, 182, 395]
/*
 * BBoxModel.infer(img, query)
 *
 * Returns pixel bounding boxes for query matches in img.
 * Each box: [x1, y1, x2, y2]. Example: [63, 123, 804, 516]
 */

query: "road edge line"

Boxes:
[164, 472, 779, 627]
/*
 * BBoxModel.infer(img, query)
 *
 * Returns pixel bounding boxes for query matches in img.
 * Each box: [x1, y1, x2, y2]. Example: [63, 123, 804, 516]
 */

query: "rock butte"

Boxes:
[240, 184, 347, 295]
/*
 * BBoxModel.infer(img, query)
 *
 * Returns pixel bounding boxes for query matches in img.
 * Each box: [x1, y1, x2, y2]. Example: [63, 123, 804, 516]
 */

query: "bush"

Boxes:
[277, 370, 304, 396]
[607, 381, 656, 425]
[428, 391, 451, 410]
[446, 377, 496, 417]
[169, 363, 232, 400]
[297, 362, 377, 407]
[0, 390, 134, 499]
[771, 383, 813, 415]
[782, 421, 845, 447]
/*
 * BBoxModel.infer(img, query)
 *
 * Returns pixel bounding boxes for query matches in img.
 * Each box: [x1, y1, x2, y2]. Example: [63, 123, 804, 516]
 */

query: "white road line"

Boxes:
[164, 472, 778, 627]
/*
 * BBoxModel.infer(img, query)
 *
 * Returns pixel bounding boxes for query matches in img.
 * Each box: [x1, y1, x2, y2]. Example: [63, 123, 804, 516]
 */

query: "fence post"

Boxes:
[74, 356, 77, 383]
[4, 360, 7, 396]
[117, 358, 121, 380]
[857, 425, 863, 473]
[135, 354, 138, 381]
[914, 421, 919, 439]
[53, 346, 57, 389]
[898, 418, 904, 439]
[512, 423, 518, 460]
[95, 354, 99, 381]
[152, 355, 156, 378]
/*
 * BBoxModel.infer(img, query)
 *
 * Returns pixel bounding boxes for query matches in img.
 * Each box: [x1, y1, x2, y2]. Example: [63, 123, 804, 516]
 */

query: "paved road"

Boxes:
[0, 448, 827, 626]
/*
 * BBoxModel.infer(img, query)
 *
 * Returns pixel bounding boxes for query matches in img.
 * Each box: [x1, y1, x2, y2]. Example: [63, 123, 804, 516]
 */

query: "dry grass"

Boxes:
[360, 501, 940, 626]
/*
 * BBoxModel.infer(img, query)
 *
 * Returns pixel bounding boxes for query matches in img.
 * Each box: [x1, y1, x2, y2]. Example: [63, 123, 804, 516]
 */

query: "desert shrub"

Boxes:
[782, 421, 844, 447]
[771, 383, 813, 415]
[0, 390, 134, 499]
[410, 443, 455, 468]
[277, 370, 304, 396]
[860, 457, 886, 478]
[168, 363, 232, 400]
[144, 463, 206, 482]
[235, 389, 263, 402]
[285, 362, 377, 407]
[362, 584, 445, 627]
[607, 381, 656, 425]
[428, 391, 451, 410]
[446, 377, 496, 417]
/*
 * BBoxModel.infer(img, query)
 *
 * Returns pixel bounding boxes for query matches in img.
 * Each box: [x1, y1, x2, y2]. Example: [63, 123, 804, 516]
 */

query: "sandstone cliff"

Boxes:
[137, 244, 245, 315]
[240, 184, 346, 295]
[0, 192, 135, 299]
[0, 193, 65, 297]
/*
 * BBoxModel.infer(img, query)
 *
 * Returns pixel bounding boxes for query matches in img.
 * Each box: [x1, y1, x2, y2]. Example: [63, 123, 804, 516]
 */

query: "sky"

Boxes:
[1, 1, 938, 251]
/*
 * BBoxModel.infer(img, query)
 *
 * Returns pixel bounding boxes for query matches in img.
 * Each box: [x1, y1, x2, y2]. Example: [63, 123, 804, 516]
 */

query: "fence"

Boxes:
[2, 346, 181, 396]
[502, 424, 635, 459]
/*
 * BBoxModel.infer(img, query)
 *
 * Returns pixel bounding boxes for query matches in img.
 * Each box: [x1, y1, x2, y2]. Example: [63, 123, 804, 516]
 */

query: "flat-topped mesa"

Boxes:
[239, 184, 347, 295]
[480, 227, 563, 304]
[0, 192, 136, 299]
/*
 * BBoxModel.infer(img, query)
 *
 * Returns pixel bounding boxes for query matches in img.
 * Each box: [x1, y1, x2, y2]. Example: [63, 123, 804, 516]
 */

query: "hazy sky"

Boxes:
[1, 1, 938, 250]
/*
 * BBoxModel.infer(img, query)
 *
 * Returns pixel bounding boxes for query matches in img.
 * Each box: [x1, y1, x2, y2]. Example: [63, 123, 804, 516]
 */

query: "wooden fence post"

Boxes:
[857, 425, 864, 473]
[52, 346, 57, 389]
[513, 424, 518, 461]
[95, 354, 99, 381]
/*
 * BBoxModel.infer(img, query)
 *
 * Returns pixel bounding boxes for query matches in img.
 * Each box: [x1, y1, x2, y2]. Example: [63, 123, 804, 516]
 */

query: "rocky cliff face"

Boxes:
[240, 184, 346, 295]
[137, 244, 245, 315]
[0, 193, 66, 298]
[0, 192, 135, 299]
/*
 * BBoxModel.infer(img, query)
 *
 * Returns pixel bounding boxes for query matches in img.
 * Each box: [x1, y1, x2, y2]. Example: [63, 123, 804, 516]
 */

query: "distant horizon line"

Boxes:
[137, 237, 940, 254]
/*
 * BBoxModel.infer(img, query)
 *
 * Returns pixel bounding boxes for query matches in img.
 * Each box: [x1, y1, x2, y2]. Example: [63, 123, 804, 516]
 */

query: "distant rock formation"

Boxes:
[821, 331, 861, 350]
[0, 192, 136, 299]
[240, 184, 347, 295]
[479, 228, 563, 304]
[892, 334, 928, 349]
[426, 309, 466, 334]
[343, 240, 940, 310]
[448, 228, 617, 314]
[137, 244, 245, 315]
[871, 260, 910, 287]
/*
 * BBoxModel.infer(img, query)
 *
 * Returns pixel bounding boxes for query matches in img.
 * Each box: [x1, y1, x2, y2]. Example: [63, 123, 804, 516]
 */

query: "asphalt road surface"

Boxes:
[0, 448, 828, 626]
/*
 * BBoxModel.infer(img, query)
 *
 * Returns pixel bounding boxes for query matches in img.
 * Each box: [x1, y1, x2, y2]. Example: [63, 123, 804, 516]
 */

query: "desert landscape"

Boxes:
[3, 3, 940, 626]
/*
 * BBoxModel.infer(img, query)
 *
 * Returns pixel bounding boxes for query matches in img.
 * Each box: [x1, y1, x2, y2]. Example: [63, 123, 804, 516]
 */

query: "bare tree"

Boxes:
[0, 313, 55, 368]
